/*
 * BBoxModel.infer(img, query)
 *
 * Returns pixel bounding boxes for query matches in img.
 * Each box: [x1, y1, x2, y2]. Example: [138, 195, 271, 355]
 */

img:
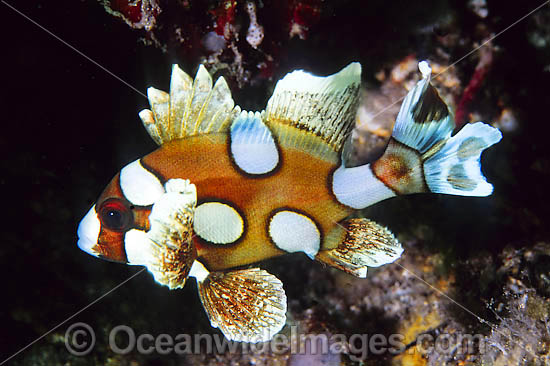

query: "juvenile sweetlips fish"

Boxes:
[77, 61, 502, 342]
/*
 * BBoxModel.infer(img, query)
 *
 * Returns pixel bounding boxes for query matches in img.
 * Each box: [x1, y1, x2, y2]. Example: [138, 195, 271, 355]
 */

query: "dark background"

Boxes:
[3, 0, 550, 364]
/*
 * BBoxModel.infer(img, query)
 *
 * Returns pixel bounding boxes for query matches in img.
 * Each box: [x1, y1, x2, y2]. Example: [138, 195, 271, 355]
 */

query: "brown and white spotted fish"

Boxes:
[77, 61, 501, 342]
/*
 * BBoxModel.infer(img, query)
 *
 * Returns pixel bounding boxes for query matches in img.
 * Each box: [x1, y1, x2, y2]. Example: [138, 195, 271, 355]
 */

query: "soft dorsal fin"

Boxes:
[264, 63, 361, 161]
[139, 65, 241, 145]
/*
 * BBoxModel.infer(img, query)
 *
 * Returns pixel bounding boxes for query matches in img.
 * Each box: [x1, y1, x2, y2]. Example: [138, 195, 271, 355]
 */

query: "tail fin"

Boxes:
[423, 122, 502, 196]
[373, 61, 502, 197]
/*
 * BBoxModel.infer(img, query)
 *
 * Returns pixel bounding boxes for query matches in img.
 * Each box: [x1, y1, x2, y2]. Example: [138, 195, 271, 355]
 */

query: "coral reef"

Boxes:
[101, 0, 160, 31]
[99, 0, 326, 88]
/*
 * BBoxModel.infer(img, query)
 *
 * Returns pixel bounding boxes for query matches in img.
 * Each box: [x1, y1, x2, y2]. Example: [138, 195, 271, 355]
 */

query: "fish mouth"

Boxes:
[77, 205, 101, 257]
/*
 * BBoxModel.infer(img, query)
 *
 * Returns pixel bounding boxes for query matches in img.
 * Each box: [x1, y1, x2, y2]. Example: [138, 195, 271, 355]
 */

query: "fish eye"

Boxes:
[98, 199, 132, 232]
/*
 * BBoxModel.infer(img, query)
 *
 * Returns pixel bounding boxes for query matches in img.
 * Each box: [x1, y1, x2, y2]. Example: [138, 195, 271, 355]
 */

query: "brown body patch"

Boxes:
[371, 139, 428, 195]
[142, 134, 352, 271]
[93, 229, 127, 262]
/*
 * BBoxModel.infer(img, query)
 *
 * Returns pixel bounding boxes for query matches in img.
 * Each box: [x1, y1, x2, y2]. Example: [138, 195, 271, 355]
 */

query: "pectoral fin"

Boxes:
[195, 266, 287, 343]
[124, 179, 197, 289]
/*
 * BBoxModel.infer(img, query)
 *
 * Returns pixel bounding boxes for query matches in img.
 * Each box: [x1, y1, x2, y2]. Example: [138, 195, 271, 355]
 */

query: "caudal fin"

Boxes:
[373, 61, 502, 197]
[423, 122, 502, 196]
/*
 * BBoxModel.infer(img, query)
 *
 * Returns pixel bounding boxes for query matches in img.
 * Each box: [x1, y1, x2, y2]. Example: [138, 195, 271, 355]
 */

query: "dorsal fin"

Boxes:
[139, 65, 241, 145]
[264, 63, 361, 161]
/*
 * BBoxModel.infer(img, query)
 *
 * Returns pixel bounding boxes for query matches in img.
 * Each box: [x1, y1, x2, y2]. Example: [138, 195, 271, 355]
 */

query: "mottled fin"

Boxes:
[423, 122, 502, 196]
[196, 267, 287, 342]
[124, 179, 197, 289]
[139, 65, 241, 145]
[371, 61, 502, 197]
[316, 219, 403, 278]
[392, 61, 455, 154]
[264, 63, 361, 161]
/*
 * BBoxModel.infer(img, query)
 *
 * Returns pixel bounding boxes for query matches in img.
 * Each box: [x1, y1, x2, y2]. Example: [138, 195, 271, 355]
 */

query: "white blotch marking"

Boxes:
[419, 60, 432, 78]
[332, 164, 396, 209]
[189, 261, 210, 282]
[124, 229, 152, 265]
[269, 210, 320, 258]
[356, 266, 368, 278]
[120, 159, 165, 206]
[77, 205, 101, 257]
[230, 110, 279, 174]
[194, 202, 244, 244]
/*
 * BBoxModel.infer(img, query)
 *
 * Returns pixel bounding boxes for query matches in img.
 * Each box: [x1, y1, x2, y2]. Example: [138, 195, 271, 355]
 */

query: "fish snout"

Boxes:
[77, 205, 101, 257]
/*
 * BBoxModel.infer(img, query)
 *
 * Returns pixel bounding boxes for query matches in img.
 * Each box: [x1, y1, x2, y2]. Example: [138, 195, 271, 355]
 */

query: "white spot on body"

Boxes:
[230, 111, 279, 174]
[77, 205, 101, 257]
[120, 159, 164, 206]
[332, 164, 396, 209]
[269, 210, 320, 258]
[189, 261, 210, 282]
[124, 229, 151, 265]
[194, 202, 244, 244]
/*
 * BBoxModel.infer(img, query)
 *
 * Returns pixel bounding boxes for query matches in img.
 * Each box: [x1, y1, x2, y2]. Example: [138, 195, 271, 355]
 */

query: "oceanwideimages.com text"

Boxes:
[65, 322, 487, 361]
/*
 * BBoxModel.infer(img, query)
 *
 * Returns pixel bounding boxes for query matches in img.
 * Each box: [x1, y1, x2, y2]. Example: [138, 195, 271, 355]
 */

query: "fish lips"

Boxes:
[77, 205, 101, 258]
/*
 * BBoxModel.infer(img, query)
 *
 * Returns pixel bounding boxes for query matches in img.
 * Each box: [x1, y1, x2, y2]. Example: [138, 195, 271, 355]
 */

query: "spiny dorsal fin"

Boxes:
[264, 63, 361, 160]
[196, 267, 287, 342]
[139, 65, 241, 145]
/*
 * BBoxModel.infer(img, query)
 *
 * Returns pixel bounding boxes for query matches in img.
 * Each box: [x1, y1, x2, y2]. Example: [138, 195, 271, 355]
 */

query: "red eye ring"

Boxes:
[98, 199, 132, 232]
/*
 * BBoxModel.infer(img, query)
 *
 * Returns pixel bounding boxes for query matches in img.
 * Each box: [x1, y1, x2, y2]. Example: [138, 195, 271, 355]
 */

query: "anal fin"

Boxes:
[196, 267, 287, 343]
[316, 218, 403, 278]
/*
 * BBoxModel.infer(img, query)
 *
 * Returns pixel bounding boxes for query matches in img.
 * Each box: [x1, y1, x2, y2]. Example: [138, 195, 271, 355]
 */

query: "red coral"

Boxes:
[99, 0, 328, 86]
[288, 0, 322, 39]
[210, 0, 237, 39]
[292, 1, 321, 27]
[111, 0, 143, 23]
[454, 43, 494, 128]
[110, 0, 143, 23]
[102, 0, 160, 30]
